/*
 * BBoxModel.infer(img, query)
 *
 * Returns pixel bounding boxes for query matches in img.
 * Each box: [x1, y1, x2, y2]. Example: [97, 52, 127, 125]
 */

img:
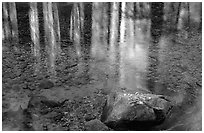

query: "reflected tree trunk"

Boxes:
[133, 2, 138, 43]
[136, 2, 141, 19]
[107, 3, 111, 51]
[91, 2, 104, 59]
[83, 2, 92, 78]
[116, 2, 122, 80]
[77, 2, 87, 78]
[70, 8, 74, 41]
[139, 3, 144, 19]
[43, 2, 57, 81]
[176, 2, 181, 30]
[48, 2, 57, 80]
[84, 3, 92, 58]
[102, 3, 109, 53]
[91, 2, 97, 59]
[171, 2, 175, 12]
[79, 3, 84, 44]
[8, 2, 19, 52]
[2, 2, 11, 41]
[169, 2, 176, 31]
[8, 2, 19, 43]
[2, 26, 5, 40]
[73, 3, 81, 59]
[127, 3, 134, 50]
[76, 2, 92, 80]
[119, 2, 126, 87]
[79, 3, 85, 63]
[53, 2, 62, 54]
[73, 3, 85, 77]
[109, 2, 119, 76]
[148, 2, 164, 92]
[187, 2, 190, 29]
[43, 2, 49, 50]
[199, 3, 202, 31]
[29, 2, 41, 74]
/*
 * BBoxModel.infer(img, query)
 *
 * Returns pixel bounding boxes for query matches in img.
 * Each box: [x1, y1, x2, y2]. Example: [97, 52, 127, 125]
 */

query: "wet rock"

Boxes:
[26, 95, 68, 131]
[27, 96, 49, 114]
[2, 106, 25, 131]
[27, 94, 70, 117]
[39, 87, 73, 102]
[28, 95, 65, 112]
[38, 80, 54, 89]
[84, 113, 96, 121]
[22, 83, 34, 90]
[85, 119, 109, 131]
[101, 90, 172, 130]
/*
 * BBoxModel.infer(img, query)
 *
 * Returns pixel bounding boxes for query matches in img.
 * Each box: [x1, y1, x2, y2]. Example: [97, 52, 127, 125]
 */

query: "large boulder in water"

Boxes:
[101, 89, 173, 130]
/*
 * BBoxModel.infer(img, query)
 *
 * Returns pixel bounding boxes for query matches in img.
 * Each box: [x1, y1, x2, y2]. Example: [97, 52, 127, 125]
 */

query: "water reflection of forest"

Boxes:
[2, 2, 202, 131]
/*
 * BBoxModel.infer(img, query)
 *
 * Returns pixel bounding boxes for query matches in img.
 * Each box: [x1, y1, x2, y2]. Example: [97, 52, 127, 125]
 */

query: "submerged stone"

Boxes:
[101, 89, 172, 130]
[38, 80, 54, 89]
[85, 119, 110, 131]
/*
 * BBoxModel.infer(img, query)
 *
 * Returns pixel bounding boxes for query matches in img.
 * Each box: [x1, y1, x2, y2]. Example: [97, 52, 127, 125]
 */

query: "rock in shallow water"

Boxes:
[38, 80, 54, 89]
[85, 119, 110, 131]
[101, 90, 172, 130]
